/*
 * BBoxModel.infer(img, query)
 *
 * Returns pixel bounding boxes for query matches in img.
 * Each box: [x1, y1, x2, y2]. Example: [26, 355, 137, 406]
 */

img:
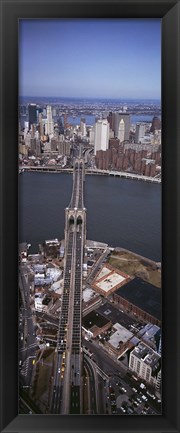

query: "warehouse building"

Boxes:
[113, 277, 161, 326]
[93, 264, 130, 297]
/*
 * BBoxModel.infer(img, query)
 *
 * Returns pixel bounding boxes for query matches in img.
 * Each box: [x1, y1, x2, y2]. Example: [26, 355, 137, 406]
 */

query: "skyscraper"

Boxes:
[94, 119, 109, 155]
[46, 105, 54, 136]
[112, 112, 131, 141]
[118, 119, 125, 142]
[38, 113, 44, 137]
[28, 104, 37, 128]
[150, 116, 161, 133]
[135, 123, 146, 144]
[80, 118, 86, 137]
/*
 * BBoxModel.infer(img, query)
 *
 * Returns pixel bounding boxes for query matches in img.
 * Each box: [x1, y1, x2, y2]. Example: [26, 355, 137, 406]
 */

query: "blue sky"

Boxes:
[19, 19, 161, 100]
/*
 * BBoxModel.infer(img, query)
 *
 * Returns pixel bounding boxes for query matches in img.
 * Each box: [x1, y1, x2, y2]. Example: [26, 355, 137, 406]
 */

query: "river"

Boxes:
[19, 172, 161, 261]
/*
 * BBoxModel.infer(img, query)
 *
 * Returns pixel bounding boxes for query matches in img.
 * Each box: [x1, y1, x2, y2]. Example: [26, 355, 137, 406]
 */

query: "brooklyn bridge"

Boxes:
[51, 158, 86, 414]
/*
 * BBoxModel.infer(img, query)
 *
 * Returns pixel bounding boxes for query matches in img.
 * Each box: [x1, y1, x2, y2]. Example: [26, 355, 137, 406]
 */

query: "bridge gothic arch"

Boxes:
[69, 216, 75, 226]
[77, 215, 83, 225]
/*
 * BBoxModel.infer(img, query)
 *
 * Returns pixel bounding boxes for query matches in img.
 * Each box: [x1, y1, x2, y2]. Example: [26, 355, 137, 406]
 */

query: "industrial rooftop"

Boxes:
[93, 265, 130, 296]
[108, 323, 133, 349]
[115, 277, 161, 320]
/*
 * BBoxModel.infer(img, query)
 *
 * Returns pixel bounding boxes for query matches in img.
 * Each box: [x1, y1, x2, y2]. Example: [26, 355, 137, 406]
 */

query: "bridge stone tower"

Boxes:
[64, 158, 86, 244]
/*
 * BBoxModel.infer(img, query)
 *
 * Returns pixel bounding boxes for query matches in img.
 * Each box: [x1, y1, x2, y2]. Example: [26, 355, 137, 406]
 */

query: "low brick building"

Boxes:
[113, 277, 161, 326]
[92, 264, 130, 297]
[82, 310, 111, 338]
[105, 323, 135, 358]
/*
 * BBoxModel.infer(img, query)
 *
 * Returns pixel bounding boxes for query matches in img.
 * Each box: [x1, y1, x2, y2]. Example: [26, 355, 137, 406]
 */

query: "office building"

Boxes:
[112, 112, 131, 141]
[28, 104, 37, 128]
[46, 105, 54, 136]
[156, 369, 161, 394]
[57, 140, 71, 156]
[94, 119, 109, 154]
[39, 113, 44, 137]
[118, 118, 125, 142]
[150, 116, 161, 133]
[129, 342, 161, 387]
[135, 123, 146, 143]
[52, 108, 57, 117]
[89, 126, 95, 145]
[80, 118, 86, 137]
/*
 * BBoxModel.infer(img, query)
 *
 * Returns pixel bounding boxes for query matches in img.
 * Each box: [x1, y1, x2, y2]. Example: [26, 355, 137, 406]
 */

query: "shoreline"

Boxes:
[19, 167, 161, 184]
[26, 239, 161, 268]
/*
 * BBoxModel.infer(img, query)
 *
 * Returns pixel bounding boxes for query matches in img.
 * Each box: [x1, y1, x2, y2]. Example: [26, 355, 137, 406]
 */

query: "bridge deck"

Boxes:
[51, 159, 85, 414]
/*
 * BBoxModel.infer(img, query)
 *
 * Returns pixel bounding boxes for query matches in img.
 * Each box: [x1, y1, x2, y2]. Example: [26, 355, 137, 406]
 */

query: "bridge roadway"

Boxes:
[51, 159, 85, 414]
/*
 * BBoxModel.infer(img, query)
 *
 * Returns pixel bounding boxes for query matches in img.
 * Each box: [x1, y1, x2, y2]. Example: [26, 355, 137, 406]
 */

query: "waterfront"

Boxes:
[19, 172, 161, 261]
[20, 113, 160, 128]
[67, 114, 160, 126]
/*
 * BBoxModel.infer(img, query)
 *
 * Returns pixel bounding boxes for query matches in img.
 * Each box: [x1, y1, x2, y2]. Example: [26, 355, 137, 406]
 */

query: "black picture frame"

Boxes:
[0, 0, 180, 432]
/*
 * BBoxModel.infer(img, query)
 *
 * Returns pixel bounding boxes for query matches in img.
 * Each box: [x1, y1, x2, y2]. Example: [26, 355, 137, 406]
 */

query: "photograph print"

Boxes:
[18, 18, 162, 415]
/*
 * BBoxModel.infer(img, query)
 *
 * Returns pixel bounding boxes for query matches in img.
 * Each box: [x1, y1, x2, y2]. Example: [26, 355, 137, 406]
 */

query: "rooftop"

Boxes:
[82, 310, 111, 331]
[138, 323, 161, 340]
[131, 342, 161, 367]
[83, 287, 96, 303]
[93, 265, 130, 296]
[96, 272, 126, 293]
[115, 277, 161, 320]
[108, 323, 133, 349]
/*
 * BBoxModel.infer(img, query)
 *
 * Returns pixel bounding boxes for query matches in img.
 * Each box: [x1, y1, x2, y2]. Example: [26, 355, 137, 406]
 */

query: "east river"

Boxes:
[19, 172, 161, 262]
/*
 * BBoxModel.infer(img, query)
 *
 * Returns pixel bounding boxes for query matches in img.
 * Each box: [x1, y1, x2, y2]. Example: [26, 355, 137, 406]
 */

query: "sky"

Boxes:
[19, 19, 161, 100]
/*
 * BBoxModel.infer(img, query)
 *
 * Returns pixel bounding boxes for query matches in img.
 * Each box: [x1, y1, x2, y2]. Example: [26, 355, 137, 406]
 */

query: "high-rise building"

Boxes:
[46, 105, 54, 136]
[150, 116, 161, 133]
[89, 126, 95, 145]
[29, 138, 41, 156]
[20, 105, 27, 116]
[156, 369, 161, 394]
[28, 104, 37, 128]
[118, 119, 125, 142]
[25, 132, 31, 148]
[135, 123, 146, 143]
[57, 117, 64, 134]
[57, 140, 71, 156]
[80, 118, 86, 137]
[39, 113, 44, 137]
[111, 112, 131, 141]
[94, 119, 109, 155]
[129, 342, 161, 387]
[52, 108, 57, 117]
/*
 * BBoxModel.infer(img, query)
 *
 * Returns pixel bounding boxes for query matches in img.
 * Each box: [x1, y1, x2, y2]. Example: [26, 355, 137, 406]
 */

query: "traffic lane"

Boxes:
[84, 357, 97, 414]
[82, 338, 126, 379]
[96, 375, 106, 414]
[85, 355, 109, 414]
[19, 270, 36, 341]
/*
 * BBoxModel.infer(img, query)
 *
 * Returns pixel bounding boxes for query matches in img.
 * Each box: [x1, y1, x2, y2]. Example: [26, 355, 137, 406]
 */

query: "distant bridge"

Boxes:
[86, 168, 161, 183]
[19, 165, 161, 183]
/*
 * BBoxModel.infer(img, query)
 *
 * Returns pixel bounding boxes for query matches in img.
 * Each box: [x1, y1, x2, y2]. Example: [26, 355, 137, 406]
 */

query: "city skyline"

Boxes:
[19, 19, 161, 100]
